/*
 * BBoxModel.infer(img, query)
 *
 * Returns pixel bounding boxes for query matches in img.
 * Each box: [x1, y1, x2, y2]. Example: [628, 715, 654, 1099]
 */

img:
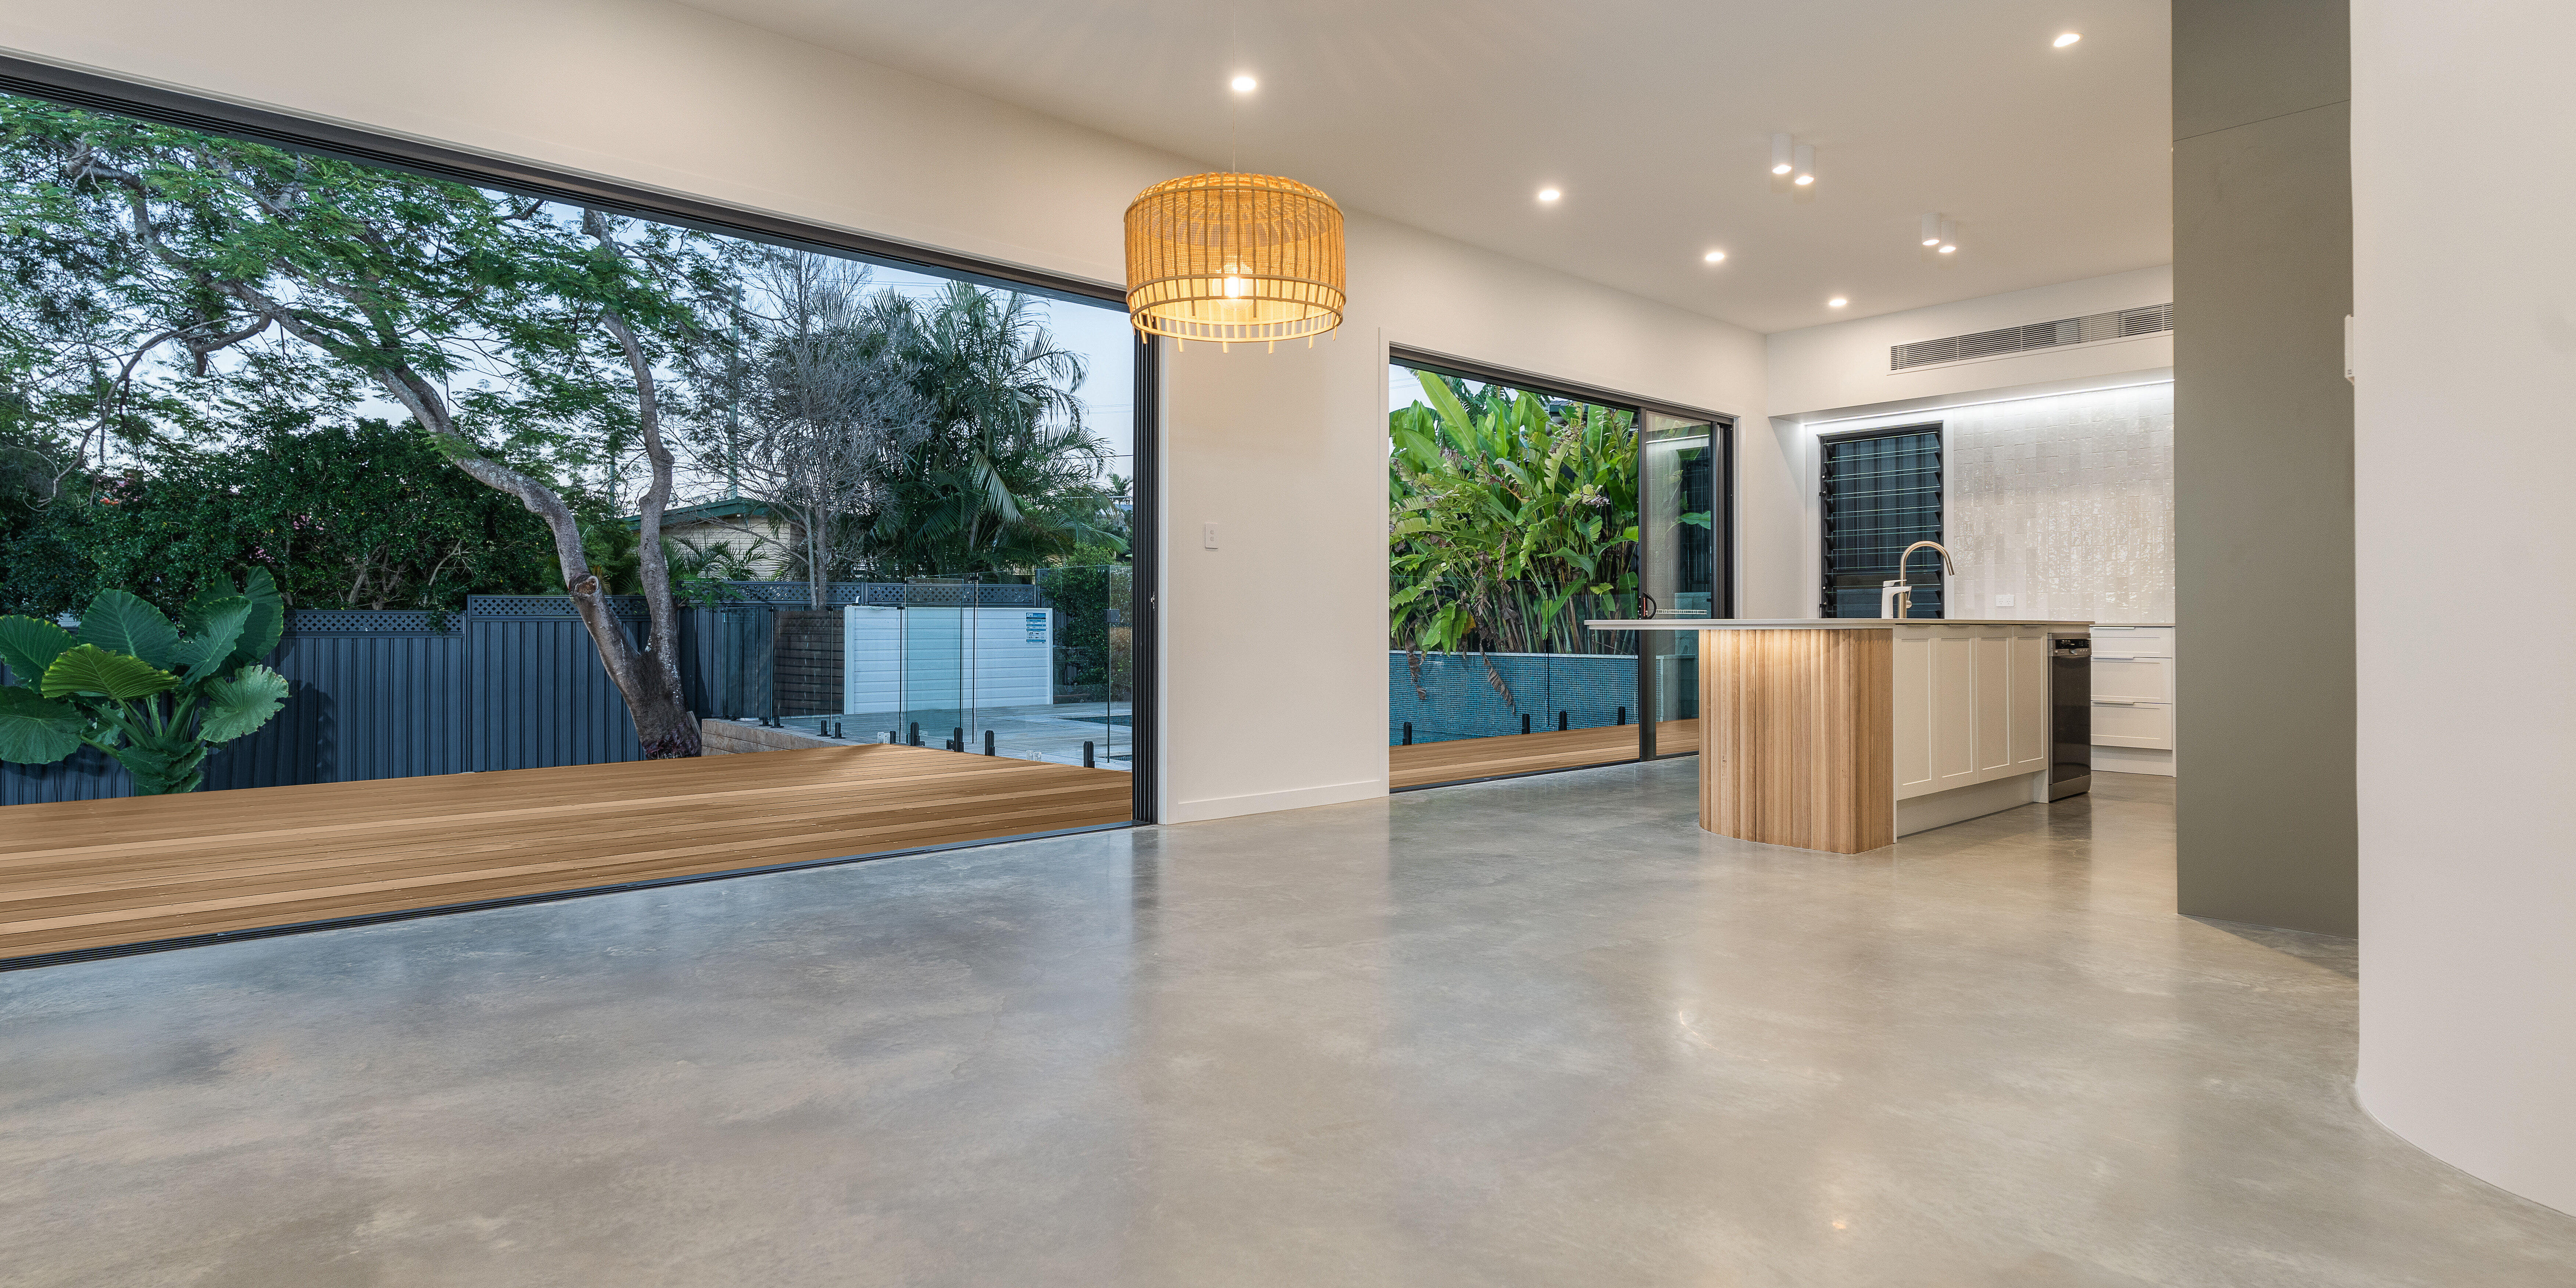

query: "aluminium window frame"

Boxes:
[1387, 345, 1735, 769]
[0, 53, 1165, 822]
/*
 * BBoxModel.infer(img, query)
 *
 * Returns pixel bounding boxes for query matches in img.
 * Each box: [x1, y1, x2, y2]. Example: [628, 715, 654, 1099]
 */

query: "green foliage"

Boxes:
[6, 417, 562, 617]
[0, 567, 288, 794]
[1388, 369, 1638, 656]
[856, 283, 1116, 576]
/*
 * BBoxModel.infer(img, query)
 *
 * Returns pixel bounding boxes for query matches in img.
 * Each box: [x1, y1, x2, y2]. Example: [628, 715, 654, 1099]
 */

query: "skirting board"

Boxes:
[1168, 777, 1386, 824]
[2092, 745, 2175, 777]
[1897, 771, 2048, 838]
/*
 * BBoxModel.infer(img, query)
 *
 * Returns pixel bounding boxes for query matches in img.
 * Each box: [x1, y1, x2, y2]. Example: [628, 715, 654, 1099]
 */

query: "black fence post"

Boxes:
[1083, 740, 1096, 768]
[951, 726, 964, 752]
[1617, 706, 1627, 726]
[1521, 712, 1532, 736]
[1402, 722, 1413, 746]
[909, 722, 922, 746]
[984, 729, 996, 756]
[1558, 711, 1568, 731]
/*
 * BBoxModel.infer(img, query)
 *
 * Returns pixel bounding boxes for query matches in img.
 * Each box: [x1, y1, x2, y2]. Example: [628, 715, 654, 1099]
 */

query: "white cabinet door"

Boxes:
[2091, 655, 2171, 702]
[2010, 628, 2049, 772]
[1892, 631, 1935, 796]
[2092, 700, 2171, 748]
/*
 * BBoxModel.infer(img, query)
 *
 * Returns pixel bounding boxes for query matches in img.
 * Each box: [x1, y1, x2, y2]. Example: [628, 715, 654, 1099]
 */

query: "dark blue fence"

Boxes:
[1, 586, 1048, 806]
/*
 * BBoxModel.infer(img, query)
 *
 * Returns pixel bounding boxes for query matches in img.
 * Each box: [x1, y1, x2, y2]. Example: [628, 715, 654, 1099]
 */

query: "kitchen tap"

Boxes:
[1880, 541, 1956, 619]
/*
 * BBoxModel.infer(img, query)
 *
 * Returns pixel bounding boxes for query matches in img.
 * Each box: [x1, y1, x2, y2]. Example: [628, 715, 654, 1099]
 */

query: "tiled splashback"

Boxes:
[1943, 382, 2174, 624]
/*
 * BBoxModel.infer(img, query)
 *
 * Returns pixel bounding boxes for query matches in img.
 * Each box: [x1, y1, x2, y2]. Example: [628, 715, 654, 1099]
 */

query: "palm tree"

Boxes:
[860, 283, 1113, 576]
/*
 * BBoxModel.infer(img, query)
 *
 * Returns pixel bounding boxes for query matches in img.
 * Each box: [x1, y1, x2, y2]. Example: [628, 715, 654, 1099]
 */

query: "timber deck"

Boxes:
[0, 745, 1133, 966]
[1388, 719, 1698, 790]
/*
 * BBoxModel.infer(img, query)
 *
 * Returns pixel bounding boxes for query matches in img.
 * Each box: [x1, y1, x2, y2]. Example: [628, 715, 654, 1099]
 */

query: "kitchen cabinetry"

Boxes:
[2088, 625, 2175, 776]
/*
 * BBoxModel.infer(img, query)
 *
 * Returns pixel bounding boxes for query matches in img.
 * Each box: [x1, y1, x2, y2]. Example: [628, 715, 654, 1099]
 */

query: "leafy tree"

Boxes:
[1388, 370, 1638, 658]
[0, 95, 745, 756]
[10, 415, 561, 617]
[686, 252, 933, 606]
[0, 568, 288, 794]
[859, 282, 1114, 576]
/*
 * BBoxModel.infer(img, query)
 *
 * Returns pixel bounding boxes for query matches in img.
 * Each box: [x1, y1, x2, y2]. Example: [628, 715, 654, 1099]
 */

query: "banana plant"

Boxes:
[1389, 370, 1638, 659]
[0, 570, 291, 795]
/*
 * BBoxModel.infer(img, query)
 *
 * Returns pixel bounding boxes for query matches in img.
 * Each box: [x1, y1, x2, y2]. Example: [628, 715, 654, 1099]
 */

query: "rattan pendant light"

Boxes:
[1124, 171, 1346, 351]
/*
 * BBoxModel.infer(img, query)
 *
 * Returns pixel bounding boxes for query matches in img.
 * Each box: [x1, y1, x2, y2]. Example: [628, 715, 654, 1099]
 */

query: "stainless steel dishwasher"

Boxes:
[2047, 634, 2092, 800]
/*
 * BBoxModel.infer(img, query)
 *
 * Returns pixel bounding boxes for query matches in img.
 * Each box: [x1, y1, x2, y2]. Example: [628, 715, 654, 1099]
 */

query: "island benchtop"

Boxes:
[1585, 618, 2095, 632]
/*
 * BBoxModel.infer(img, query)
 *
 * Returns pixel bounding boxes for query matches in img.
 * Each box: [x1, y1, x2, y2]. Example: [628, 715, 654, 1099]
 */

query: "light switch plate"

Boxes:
[1994, 593, 2016, 607]
[1202, 522, 1219, 550]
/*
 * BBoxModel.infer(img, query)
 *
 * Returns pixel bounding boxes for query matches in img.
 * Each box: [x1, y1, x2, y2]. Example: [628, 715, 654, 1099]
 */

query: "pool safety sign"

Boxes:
[1025, 612, 1049, 645]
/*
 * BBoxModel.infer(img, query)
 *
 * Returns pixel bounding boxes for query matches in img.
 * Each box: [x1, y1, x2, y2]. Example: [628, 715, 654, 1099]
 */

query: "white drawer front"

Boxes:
[2091, 700, 2171, 749]
[2090, 654, 2171, 702]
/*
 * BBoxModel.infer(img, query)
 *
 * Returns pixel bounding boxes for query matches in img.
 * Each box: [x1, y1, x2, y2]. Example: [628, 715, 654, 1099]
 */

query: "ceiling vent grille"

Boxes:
[1890, 303, 2172, 371]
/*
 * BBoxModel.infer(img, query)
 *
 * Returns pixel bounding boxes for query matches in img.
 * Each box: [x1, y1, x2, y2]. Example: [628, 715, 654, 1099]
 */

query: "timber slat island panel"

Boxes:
[0, 746, 1133, 963]
[1700, 629, 1893, 854]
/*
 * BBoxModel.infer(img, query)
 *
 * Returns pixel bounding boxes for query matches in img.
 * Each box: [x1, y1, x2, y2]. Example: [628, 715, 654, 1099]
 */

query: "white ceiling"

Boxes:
[677, 0, 2172, 334]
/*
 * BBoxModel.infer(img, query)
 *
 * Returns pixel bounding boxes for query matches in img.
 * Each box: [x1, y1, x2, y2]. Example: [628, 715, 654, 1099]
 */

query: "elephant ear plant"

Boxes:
[0, 570, 291, 795]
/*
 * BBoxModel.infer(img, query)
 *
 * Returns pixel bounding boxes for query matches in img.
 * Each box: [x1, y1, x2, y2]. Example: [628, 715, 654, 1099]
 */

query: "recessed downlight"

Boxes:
[1828, 297, 1849, 308]
[1537, 187, 1561, 203]
[1231, 74, 1257, 92]
[1793, 143, 1817, 186]
[1771, 133, 1794, 175]
[1938, 244, 1957, 254]
[2053, 32, 2081, 48]
[1704, 250, 1726, 263]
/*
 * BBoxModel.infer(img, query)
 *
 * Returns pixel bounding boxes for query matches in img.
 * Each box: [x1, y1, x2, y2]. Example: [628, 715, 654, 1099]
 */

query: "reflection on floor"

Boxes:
[1388, 718, 1697, 789]
[8, 768, 2573, 1284]
[0, 745, 1133, 965]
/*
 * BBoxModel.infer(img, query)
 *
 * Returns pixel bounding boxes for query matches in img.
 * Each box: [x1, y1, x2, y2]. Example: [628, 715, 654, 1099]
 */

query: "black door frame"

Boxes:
[0, 54, 1166, 820]
[1387, 345, 1735, 766]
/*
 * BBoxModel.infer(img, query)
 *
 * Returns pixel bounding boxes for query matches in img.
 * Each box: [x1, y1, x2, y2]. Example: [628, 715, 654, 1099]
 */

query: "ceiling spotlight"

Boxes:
[1230, 74, 1257, 92]
[1921, 213, 1944, 246]
[1537, 187, 1561, 202]
[1939, 218, 1958, 253]
[1704, 250, 1726, 263]
[1793, 144, 1816, 186]
[1938, 243, 1957, 254]
[1828, 297, 1849, 308]
[1771, 133, 1794, 175]
[2054, 32, 2081, 48]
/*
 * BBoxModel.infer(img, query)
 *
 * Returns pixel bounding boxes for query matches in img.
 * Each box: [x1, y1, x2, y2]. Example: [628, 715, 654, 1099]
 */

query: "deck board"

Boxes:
[0, 746, 1134, 963]
[1388, 720, 1696, 790]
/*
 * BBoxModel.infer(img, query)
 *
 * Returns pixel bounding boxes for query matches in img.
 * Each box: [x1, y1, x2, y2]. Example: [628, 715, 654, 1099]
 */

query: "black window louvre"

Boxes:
[1820, 425, 1943, 619]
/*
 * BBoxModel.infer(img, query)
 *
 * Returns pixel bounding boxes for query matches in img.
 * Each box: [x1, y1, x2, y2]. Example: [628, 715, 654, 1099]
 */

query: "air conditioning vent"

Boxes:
[1890, 303, 2172, 371]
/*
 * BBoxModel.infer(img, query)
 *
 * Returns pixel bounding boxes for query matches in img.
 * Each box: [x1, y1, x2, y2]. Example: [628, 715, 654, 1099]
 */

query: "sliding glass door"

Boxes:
[1638, 412, 1718, 758]
[1386, 351, 1730, 787]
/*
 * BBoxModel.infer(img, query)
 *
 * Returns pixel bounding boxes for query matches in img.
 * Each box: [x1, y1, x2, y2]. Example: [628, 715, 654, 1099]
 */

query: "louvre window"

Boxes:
[1820, 426, 1943, 618]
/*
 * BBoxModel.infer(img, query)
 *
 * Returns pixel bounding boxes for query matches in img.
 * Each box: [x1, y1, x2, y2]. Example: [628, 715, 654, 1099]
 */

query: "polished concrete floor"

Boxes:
[5, 766, 2573, 1285]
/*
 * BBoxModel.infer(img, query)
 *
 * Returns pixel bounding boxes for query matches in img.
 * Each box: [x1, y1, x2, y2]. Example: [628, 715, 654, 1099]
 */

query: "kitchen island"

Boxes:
[1588, 618, 2092, 854]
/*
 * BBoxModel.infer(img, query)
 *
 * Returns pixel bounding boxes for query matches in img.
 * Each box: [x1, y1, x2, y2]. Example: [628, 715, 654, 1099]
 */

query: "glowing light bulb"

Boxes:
[1231, 75, 1257, 92]
[1537, 187, 1561, 202]
[1223, 275, 1251, 298]
[1704, 250, 1726, 263]
[1828, 297, 1849, 308]
[2054, 32, 2081, 48]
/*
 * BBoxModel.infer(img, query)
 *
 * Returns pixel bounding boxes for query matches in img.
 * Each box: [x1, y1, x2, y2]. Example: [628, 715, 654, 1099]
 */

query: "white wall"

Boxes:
[1766, 266, 2174, 419]
[0, 0, 1782, 825]
[1161, 216, 1773, 823]
[2352, 0, 2576, 1216]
